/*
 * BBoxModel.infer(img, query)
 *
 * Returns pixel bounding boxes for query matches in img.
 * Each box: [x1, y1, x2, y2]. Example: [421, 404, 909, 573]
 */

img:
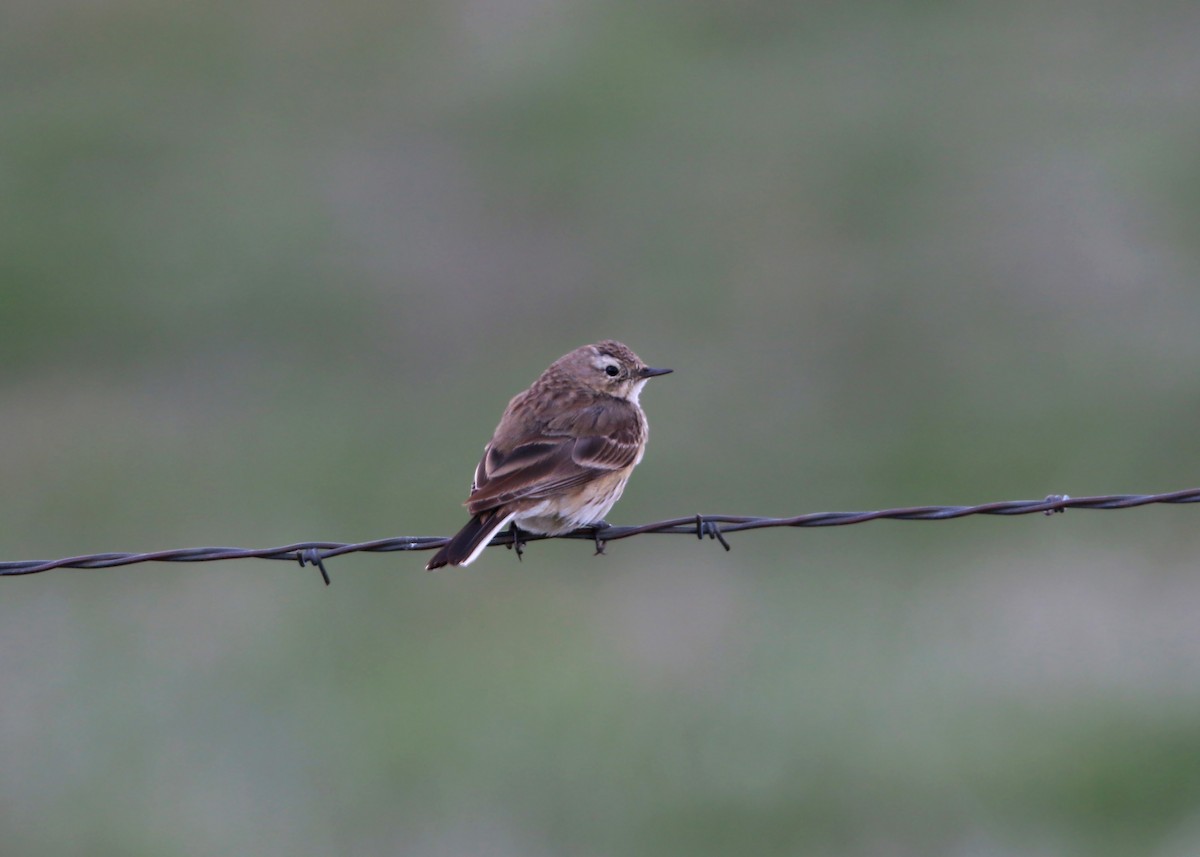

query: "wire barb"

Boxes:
[297, 548, 331, 586]
[1043, 493, 1070, 516]
[695, 514, 732, 551]
[2, 487, 1199, 579]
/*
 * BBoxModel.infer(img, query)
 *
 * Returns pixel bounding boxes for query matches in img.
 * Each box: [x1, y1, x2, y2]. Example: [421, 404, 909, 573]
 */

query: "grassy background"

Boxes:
[4, 2, 1200, 854]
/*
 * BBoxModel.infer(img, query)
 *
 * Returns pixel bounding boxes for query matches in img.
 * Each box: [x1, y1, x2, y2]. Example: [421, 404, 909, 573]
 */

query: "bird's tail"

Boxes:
[426, 510, 515, 570]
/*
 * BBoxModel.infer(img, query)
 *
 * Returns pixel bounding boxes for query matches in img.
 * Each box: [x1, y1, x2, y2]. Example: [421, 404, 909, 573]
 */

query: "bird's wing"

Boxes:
[465, 408, 642, 514]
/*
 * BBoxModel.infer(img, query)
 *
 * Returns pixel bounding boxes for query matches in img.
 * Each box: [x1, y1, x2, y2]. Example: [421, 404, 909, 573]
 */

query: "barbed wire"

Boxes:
[3, 487, 1198, 583]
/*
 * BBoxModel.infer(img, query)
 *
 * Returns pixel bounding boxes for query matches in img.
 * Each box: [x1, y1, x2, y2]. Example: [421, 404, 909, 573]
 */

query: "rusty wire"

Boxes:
[2, 487, 1198, 583]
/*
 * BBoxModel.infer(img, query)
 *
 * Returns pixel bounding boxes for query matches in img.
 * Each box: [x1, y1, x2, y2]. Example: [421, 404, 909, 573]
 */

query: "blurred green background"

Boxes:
[4, 1, 1200, 854]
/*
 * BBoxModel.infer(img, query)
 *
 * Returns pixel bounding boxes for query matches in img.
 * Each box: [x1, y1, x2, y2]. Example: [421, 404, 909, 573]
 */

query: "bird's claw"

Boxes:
[592, 521, 611, 556]
[506, 522, 527, 561]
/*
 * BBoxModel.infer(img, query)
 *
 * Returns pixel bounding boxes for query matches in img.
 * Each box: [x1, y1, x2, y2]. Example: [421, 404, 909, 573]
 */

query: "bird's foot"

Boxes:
[591, 521, 612, 556]
[506, 521, 527, 561]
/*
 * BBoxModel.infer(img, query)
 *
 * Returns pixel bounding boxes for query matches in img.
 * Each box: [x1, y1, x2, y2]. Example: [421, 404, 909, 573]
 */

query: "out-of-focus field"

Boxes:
[4, 3, 1200, 854]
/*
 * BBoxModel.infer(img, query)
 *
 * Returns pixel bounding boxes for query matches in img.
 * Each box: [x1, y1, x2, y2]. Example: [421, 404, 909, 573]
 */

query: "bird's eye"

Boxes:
[604, 364, 620, 377]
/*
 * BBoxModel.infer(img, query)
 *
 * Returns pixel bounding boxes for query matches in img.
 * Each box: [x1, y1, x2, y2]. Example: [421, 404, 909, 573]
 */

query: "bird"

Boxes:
[426, 340, 672, 569]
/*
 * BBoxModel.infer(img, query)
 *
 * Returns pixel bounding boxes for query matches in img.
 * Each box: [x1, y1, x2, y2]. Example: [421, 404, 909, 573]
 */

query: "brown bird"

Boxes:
[426, 340, 672, 569]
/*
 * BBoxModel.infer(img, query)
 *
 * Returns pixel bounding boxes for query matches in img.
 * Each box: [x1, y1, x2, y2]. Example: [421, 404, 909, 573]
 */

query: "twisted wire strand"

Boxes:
[3, 487, 1198, 581]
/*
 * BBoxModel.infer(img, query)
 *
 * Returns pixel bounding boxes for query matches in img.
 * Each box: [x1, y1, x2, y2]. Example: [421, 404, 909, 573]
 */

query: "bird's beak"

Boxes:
[639, 366, 673, 378]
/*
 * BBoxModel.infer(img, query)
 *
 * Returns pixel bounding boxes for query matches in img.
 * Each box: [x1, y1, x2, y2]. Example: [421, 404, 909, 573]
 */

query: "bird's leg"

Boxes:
[591, 520, 611, 556]
[506, 521, 527, 561]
